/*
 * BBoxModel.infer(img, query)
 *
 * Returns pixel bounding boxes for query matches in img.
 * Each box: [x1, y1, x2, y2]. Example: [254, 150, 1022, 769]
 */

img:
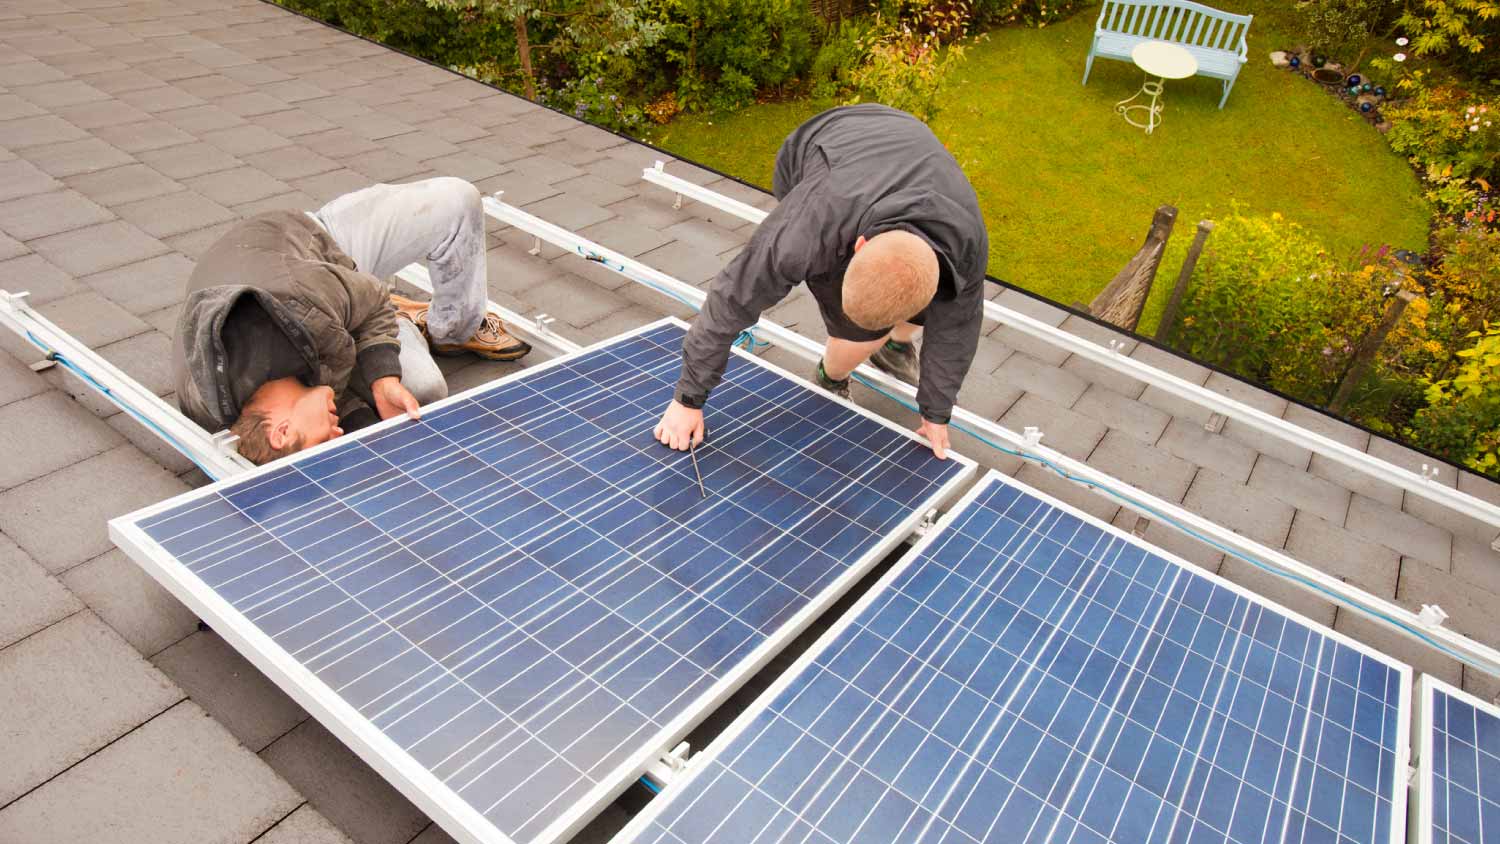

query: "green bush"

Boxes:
[970, 0, 1093, 28]
[1407, 324, 1500, 474]
[810, 17, 873, 99]
[654, 0, 819, 112]
[1296, 0, 1402, 61]
[1382, 76, 1500, 218]
[274, 0, 498, 67]
[1172, 212, 1396, 403]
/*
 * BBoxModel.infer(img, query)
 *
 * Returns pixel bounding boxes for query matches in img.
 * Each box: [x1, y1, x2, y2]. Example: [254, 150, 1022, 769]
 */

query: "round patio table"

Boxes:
[1116, 41, 1198, 135]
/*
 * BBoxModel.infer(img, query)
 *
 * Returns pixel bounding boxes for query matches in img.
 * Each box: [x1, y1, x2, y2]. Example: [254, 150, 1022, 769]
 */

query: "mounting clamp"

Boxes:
[1020, 426, 1044, 452]
[642, 741, 692, 791]
[533, 314, 559, 337]
[1420, 463, 1441, 483]
[212, 430, 242, 458]
[1416, 604, 1449, 629]
[913, 508, 939, 539]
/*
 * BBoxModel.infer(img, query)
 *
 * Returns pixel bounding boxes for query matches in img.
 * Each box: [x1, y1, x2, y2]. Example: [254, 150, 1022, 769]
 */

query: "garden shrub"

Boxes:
[1399, 0, 1500, 76]
[810, 17, 874, 99]
[970, 0, 1092, 28]
[1296, 0, 1402, 69]
[653, 0, 819, 112]
[1407, 324, 1500, 473]
[1382, 73, 1500, 218]
[275, 0, 497, 67]
[1173, 212, 1398, 404]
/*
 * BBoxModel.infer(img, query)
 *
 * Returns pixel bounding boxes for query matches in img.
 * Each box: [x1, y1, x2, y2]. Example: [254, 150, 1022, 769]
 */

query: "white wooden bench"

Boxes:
[1083, 0, 1252, 109]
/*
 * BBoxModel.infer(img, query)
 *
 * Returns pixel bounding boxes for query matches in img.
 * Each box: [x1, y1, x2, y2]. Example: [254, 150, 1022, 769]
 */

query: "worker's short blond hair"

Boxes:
[229, 404, 300, 466]
[842, 230, 939, 331]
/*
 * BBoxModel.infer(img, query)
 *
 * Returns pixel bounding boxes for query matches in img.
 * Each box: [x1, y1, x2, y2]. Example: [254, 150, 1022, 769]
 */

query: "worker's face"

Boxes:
[258, 379, 343, 454]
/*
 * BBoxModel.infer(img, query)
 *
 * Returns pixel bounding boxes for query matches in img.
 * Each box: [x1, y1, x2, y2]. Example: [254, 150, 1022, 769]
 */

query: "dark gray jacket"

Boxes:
[677, 104, 989, 423]
[174, 211, 401, 432]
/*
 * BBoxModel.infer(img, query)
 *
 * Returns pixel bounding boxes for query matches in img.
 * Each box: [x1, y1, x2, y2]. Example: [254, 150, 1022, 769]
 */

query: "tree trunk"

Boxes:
[514, 13, 536, 101]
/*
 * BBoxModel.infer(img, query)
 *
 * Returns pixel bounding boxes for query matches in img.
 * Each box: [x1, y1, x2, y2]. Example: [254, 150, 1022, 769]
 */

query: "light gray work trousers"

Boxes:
[310, 177, 489, 405]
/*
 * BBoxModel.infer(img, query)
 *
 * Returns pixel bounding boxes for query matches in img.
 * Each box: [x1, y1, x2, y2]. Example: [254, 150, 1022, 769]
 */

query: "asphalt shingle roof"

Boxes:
[2, 1, 1499, 841]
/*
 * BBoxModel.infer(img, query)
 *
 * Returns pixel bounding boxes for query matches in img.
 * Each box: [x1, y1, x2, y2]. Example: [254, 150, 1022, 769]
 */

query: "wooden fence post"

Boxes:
[1329, 289, 1416, 413]
[1087, 205, 1177, 331]
[1155, 220, 1213, 344]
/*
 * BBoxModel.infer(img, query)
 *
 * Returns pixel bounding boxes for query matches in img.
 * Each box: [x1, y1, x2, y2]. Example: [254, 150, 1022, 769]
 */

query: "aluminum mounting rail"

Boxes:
[641, 161, 1500, 539]
[481, 192, 1500, 679]
[0, 289, 254, 481]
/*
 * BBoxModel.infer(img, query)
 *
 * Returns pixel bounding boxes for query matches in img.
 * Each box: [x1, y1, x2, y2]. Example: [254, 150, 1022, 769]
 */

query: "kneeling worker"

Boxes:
[173, 177, 531, 465]
[654, 103, 990, 459]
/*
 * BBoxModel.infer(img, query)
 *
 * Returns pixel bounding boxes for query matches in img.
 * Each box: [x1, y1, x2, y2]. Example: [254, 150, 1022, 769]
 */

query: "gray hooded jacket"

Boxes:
[173, 211, 401, 433]
[676, 104, 989, 424]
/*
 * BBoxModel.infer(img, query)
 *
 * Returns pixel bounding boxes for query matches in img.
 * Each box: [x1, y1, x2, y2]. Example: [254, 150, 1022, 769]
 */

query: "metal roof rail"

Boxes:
[0, 289, 253, 481]
[640, 161, 1500, 540]
[481, 191, 1500, 679]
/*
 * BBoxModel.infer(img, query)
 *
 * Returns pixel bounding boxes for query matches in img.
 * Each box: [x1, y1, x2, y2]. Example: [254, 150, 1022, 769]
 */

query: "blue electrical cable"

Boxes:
[638, 776, 661, 794]
[21, 330, 222, 481]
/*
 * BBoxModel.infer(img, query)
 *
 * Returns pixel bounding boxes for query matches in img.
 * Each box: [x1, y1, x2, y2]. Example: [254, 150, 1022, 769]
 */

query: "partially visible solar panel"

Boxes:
[1418, 675, 1500, 843]
[617, 470, 1411, 844]
[111, 320, 973, 844]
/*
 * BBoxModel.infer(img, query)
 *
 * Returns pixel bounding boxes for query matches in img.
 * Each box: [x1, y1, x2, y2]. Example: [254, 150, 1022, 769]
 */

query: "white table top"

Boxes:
[1131, 41, 1198, 79]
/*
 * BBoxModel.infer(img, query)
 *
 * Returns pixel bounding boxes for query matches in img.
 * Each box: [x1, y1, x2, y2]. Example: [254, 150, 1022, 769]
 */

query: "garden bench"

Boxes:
[1083, 0, 1252, 109]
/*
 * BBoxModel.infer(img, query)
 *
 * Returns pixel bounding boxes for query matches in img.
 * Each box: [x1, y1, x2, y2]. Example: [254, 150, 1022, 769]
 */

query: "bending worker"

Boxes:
[654, 103, 990, 459]
[173, 177, 530, 465]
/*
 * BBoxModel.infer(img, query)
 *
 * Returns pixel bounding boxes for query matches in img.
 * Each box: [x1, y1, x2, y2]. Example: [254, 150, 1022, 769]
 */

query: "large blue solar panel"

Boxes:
[619, 470, 1411, 844]
[112, 320, 972, 844]
[1420, 676, 1500, 844]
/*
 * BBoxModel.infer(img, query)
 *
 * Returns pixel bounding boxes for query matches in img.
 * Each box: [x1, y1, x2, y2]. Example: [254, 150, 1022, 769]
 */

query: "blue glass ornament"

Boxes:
[1290, 56, 1301, 68]
[1375, 86, 1386, 97]
[1360, 102, 1373, 112]
[1348, 74, 1362, 86]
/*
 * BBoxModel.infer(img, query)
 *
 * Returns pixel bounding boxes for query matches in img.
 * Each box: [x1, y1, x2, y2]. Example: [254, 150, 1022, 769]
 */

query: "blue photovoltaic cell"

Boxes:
[126, 323, 967, 843]
[1428, 682, 1500, 843]
[628, 473, 1408, 844]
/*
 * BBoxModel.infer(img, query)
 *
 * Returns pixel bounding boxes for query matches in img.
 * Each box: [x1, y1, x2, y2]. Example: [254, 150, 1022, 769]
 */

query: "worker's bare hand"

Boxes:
[916, 418, 949, 460]
[655, 401, 704, 451]
[372, 376, 421, 421]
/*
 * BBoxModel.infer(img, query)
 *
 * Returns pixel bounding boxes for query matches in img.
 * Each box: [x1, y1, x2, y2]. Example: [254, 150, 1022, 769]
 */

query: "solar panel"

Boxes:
[615, 470, 1412, 844]
[1416, 675, 1500, 844]
[110, 319, 974, 844]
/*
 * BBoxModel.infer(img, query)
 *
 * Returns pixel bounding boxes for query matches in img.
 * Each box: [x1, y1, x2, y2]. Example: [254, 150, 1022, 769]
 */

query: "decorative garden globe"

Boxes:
[1348, 74, 1362, 86]
[1375, 86, 1386, 97]
[1313, 55, 1326, 67]
[1360, 102, 1373, 112]
[1290, 56, 1301, 68]
[1361, 83, 1373, 93]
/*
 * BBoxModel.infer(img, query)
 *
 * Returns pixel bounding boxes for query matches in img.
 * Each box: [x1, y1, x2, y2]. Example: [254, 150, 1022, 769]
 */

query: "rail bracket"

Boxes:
[1417, 604, 1449, 629]
[643, 741, 692, 791]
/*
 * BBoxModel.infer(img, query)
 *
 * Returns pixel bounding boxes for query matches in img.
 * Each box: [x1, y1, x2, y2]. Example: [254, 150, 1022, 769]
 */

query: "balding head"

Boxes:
[842, 230, 939, 331]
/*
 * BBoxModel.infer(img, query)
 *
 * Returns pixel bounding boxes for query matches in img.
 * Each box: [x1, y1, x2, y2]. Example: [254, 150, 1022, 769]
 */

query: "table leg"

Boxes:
[1118, 73, 1166, 133]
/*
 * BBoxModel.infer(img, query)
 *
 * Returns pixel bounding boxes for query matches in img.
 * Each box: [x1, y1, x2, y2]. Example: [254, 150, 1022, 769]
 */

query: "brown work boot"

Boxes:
[391, 293, 430, 337]
[431, 310, 532, 361]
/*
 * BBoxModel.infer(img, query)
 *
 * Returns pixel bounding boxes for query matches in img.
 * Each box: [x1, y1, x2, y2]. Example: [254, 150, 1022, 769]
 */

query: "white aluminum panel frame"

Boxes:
[610, 468, 1415, 844]
[110, 317, 977, 844]
[480, 193, 1500, 680]
[1411, 673, 1500, 844]
[640, 161, 1500, 538]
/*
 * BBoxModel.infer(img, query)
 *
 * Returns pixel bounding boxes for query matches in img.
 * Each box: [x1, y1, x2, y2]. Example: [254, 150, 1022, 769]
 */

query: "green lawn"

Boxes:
[641, 3, 1431, 332]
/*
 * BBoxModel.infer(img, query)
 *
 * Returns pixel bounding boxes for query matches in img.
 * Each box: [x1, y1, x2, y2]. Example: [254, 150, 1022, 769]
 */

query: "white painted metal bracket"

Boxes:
[480, 194, 1500, 679]
[642, 741, 693, 791]
[639, 164, 1500, 535]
